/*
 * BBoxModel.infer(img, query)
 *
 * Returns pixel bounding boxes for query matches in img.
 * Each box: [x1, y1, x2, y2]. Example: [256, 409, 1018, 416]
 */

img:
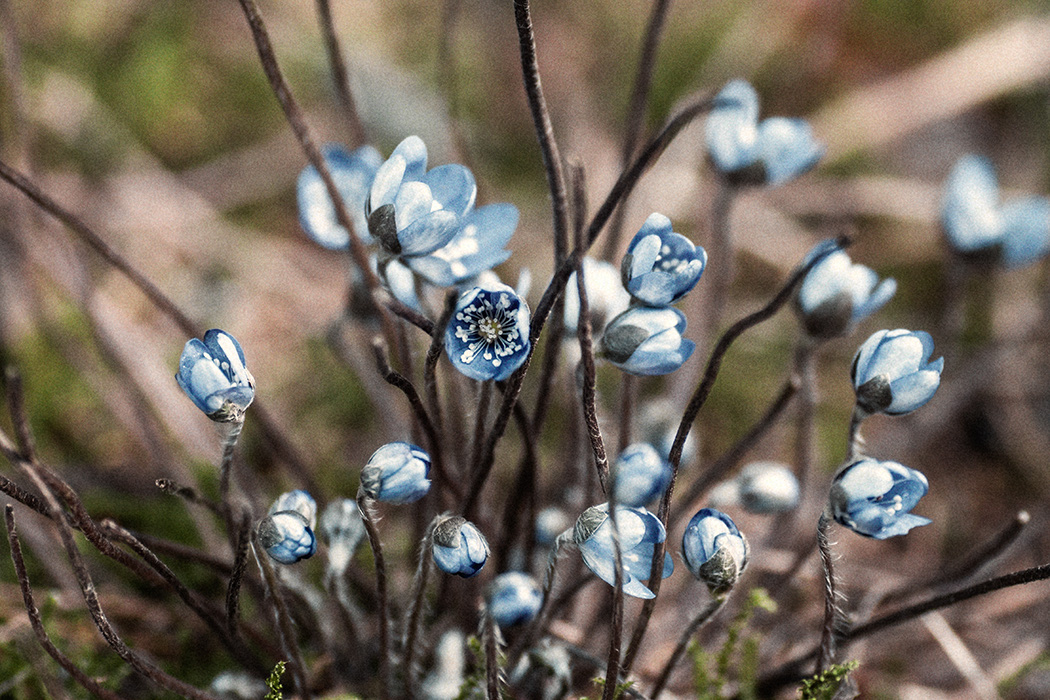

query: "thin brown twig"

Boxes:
[313, 0, 366, 147]
[5, 506, 129, 700]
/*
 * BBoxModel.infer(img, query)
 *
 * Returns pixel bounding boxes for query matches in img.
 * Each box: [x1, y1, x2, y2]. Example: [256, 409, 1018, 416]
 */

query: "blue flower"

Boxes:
[367, 136, 477, 258]
[795, 248, 896, 339]
[175, 329, 255, 423]
[942, 155, 1050, 267]
[573, 503, 674, 600]
[621, 213, 706, 306]
[612, 443, 672, 507]
[268, 490, 317, 529]
[319, 499, 365, 573]
[297, 143, 382, 249]
[681, 508, 748, 595]
[600, 306, 695, 376]
[706, 80, 824, 186]
[446, 282, 531, 381]
[534, 507, 572, 547]
[852, 329, 944, 416]
[259, 511, 316, 564]
[405, 204, 519, 287]
[563, 257, 631, 334]
[432, 516, 489, 578]
[830, 458, 930, 539]
[360, 442, 432, 504]
[486, 572, 543, 627]
[736, 462, 800, 515]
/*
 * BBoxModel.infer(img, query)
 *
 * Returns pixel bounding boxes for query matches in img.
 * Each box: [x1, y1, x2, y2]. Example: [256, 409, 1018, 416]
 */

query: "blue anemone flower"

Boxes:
[297, 143, 382, 249]
[601, 306, 695, 376]
[621, 213, 707, 306]
[360, 442, 432, 504]
[682, 508, 748, 595]
[852, 329, 944, 416]
[406, 203, 518, 287]
[432, 516, 489, 578]
[367, 136, 477, 258]
[268, 490, 317, 529]
[706, 80, 824, 186]
[795, 248, 896, 339]
[573, 503, 673, 600]
[446, 282, 531, 381]
[175, 329, 255, 423]
[612, 443, 672, 507]
[486, 572, 543, 627]
[942, 155, 1050, 267]
[259, 511, 317, 565]
[830, 458, 930, 539]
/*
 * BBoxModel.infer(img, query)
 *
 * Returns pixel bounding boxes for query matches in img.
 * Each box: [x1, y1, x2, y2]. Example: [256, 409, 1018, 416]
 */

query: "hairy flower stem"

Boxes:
[252, 532, 311, 699]
[357, 491, 392, 700]
[312, 0, 365, 146]
[846, 405, 866, 462]
[816, 512, 840, 673]
[601, 499, 626, 700]
[575, 206, 610, 491]
[649, 595, 725, 698]
[483, 611, 501, 700]
[219, 417, 245, 543]
[621, 238, 847, 676]
[402, 519, 440, 698]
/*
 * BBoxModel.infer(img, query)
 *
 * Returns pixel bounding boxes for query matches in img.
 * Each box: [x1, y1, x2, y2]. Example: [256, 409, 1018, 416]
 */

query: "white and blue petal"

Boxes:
[297, 143, 381, 249]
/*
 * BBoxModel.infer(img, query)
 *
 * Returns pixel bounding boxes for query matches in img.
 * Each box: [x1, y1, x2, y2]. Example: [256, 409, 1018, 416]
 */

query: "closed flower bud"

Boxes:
[432, 516, 489, 578]
[486, 572, 543, 627]
[360, 442, 432, 504]
[852, 329, 944, 416]
[319, 498, 366, 574]
[259, 511, 316, 565]
[601, 306, 695, 376]
[268, 490, 317, 529]
[682, 508, 748, 595]
[175, 329, 255, 423]
[830, 458, 930, 539]
[737, 462, 800, 514]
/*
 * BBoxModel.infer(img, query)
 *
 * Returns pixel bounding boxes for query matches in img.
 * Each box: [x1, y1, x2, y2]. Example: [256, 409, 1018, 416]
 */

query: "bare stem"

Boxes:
[403, 518, 440, 698]
[358, 491, 392, 700]
[650, 595, 725, 699]
[601, 500, 626, 700]
[313, 0, 366, 146]
[507, 532, 571, 669]
[219, 417, 245, 540]
[252, 531, 311, 699]
[483, 610, 501, 700]
[846, 405, 866, 462]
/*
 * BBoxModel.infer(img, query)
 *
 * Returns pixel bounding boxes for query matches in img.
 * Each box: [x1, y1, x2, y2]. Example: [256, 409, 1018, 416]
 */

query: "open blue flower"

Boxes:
[405, 203, 518, 287]
[446, 282, 531, 381]
[830, 458, 930, 539]
[486, 572, 543, 627]
[573, 503, 673, 599]
[268, 490, 317, 529]
[175, 329, 255, 423]
[795, 248, 896, 339]
[621, 213, 706, 306]
[360, 442, 432, 504]
[682, 508, 748, 595]
[601, 306, 695, 376]
[942, 155, 1050, 267]
[612, 443, 672, 507]
[852, 329, 943, 416]
[706, 80, 824, 186]
[367, 136, 477, 258]
[259, 510, 316, 564]
[432, 516, 489, 578]
[297, 143, 382, 249]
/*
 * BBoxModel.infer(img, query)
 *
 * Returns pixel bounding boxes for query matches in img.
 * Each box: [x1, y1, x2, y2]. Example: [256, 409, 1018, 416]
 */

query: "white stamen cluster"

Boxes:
[453, 291, 523, 368]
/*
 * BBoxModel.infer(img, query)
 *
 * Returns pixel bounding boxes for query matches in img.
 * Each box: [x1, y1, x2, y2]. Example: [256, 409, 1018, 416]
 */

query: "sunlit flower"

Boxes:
[852, 329, 943, 416]
[406, 204, 518, 287]
[621, 213, 706, 306]
[297, 143, 382, 249]
[573, 503, 673, 599]
[175, 329, 255, 423]
[830, 458, 930, 539]
[682, 508, 748, 595]
[706, 79, 824, 186]
[446, 282, 531, 381]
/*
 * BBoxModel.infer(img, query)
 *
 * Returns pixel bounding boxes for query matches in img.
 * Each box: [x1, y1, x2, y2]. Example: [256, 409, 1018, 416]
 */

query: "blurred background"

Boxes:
[4, 0, 1050, 697]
